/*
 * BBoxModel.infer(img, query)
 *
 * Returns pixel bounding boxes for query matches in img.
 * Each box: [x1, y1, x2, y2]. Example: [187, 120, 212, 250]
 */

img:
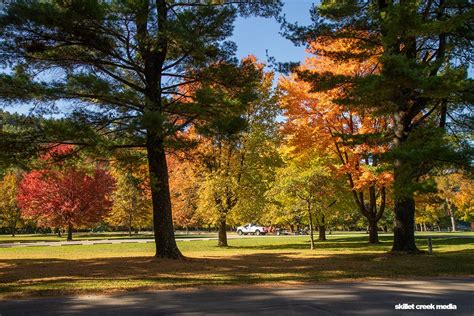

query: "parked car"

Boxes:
[275, 228, 290, 235]
[237, 223, 267, 236]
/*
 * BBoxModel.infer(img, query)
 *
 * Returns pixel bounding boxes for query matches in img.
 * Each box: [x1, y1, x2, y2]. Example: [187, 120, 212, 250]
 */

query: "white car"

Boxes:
[237, 223, 267, 236]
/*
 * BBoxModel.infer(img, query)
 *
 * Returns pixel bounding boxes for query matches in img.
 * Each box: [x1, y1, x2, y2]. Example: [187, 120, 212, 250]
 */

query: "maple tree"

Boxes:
[0, 170, 23, 236]
[195, 57, 281, 247]
[107, 163, 152, 236]
[436, 172, 473, 231]
[18, 147, 115, 240]
[268, 148, 344, 249]
[279, 38, 391, 244]
[168, 155, 203, 232]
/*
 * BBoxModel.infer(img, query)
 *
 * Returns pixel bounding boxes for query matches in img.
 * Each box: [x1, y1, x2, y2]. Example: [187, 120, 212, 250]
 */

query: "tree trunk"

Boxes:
[57, 228, 61, 237]
[218, 217, 228, 247]
[446, 199, 456, 232]
[67, 223, 73, 241]
[128, 206, 133, 237]
[307, 203, 315, 250]
[391, 112, 420, 253]
[318, 224, 326, 241]
[368, 219, 379, 244]
[146, 133, 183, 259]
[392, 195, 419, 252]
[318, 215, 326, 241]
[11, 226, 16, 237]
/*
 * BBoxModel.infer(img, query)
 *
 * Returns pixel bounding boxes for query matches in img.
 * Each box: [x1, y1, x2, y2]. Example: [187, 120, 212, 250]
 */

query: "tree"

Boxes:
[168, 155, 202, 233]
[0, 0, 280, 258]
[286, 1, 473, 252]
[279, 37, 391, 244]
[18, 166, 115, 241]
[108, 164, 152, 236]
[269, 149, 341, 249]
[436, 172, 474, 231]
[195, 58, 281, 246]
[0, 170, 22, 236]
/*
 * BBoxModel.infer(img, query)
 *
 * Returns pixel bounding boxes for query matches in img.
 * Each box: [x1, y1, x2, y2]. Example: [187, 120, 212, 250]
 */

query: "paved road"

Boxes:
[0, 278, 472, 315]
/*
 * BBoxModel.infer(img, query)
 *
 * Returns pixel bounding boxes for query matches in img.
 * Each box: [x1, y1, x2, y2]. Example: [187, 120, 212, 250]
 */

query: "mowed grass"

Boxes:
[0, 232, 217, 244]
[0, 234, 473, 298]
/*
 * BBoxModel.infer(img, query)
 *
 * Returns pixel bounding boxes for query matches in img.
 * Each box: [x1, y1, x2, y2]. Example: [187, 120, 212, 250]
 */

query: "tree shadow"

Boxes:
[1, 248, 473, 299]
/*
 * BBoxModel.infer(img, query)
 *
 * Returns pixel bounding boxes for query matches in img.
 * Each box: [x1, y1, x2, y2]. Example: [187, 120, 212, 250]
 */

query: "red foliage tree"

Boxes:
[18, 168, 115, 240]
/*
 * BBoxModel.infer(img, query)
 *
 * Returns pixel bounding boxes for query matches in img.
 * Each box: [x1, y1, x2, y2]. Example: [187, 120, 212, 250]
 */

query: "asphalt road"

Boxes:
[0, 278, 472, 315]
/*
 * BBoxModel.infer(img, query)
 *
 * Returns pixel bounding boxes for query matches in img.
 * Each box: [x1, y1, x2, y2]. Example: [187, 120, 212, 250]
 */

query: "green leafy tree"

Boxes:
[0, 1, 280, 258]
[196, 58, 281, 246]
[269, 150, 343, 249]
[286, 0, 473, 252]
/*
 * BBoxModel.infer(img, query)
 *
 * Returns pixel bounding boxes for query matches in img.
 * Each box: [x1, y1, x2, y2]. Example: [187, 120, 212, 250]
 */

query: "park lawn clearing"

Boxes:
[0, 234, 473, 298]
[0, 232, 218, 244]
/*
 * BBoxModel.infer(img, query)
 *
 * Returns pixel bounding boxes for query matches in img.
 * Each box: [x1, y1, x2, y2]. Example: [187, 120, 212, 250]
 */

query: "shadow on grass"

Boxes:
[1, 247, 473, 298]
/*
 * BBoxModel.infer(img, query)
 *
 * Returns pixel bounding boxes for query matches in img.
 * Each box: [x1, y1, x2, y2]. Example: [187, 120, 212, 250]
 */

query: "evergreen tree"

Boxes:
[285, 0, 473, 252]
[0, 0, 280, 258]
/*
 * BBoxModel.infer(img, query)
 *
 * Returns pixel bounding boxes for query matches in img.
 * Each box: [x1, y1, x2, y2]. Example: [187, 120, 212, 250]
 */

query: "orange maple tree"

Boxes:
[279, 37, 392, 243]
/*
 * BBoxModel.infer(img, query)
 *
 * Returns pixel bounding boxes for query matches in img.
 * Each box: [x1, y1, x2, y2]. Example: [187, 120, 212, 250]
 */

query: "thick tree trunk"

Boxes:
[391, 111, 419, 253]
[67, 224, 73, 241]
[392, 195, 419, 252]
[218, 217, 228, 247]
[11, 226, 16, 237]
[368, 219, 379, 244]
[146, 133, 183, 259]
[307, 203, 315, 250]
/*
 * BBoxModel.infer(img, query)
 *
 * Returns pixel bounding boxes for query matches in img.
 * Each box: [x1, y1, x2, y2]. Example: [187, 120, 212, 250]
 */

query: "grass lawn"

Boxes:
[0, 232, 217, 243]
[0, 234, 473, 298]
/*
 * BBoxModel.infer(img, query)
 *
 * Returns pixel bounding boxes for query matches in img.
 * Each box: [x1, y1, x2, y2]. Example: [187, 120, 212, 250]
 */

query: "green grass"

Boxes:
[0, 232, 217, 244]
[0, 234, 473, 298]
[1, 230, 471, 244]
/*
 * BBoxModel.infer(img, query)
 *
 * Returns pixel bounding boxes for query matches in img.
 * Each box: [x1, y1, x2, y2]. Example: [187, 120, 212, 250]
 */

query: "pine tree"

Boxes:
[285, 0, 473, 252]
[0, 1, 280, 258]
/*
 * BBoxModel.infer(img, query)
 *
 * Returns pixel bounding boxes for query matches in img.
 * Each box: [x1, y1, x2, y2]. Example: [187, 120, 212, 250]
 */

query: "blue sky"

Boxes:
[232, 1, 314, 65]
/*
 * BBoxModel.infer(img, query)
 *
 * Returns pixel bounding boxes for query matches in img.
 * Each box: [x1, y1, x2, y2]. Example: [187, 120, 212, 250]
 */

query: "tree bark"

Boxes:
[146, 133, 183, 259]
[368, 219, 379, 244]
[307, 203, 315, 250]
[67, 223, 73, 241]
[391, 111, 420, 253]
[392, 194, 419, 252]
[218, 217, 228, 247]
[446, 198, 456, 232]
[318, 215, 326, 241]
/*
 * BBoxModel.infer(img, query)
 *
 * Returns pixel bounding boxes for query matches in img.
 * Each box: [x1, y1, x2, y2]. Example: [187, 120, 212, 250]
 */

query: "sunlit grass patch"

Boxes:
[0, 234, 472, 298]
